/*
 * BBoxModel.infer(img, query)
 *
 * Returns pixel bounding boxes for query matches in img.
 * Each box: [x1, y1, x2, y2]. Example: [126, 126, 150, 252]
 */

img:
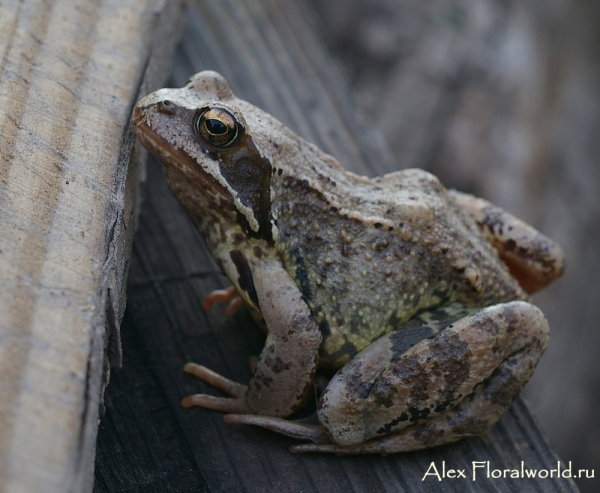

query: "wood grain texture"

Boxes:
[0, 0, 186, 491]
[95, 0, 581, 491]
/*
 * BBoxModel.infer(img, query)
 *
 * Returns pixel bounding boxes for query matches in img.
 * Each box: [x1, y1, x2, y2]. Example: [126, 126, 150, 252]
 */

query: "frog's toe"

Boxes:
[289, 442, 378, 454]
[224, 296, 245, 316]
[224, 414, 330, 443]
[181, 393, 250, 413]
[202, 286, 244, 315]
[183, 362, 247, 397]
[182, 362, 250, 413]
[289, 435, 403, 454]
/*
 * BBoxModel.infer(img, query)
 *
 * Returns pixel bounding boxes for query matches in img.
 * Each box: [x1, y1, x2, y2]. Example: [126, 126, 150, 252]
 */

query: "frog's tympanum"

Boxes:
[133, 71, 565, 454]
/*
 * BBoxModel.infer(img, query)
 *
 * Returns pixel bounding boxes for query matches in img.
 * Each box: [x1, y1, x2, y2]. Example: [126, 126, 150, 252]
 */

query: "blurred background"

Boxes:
[300, 0, 600, 491]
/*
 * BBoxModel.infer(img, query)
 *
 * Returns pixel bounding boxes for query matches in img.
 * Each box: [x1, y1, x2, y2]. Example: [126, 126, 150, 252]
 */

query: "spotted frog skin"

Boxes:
[132, 71, 565, 453]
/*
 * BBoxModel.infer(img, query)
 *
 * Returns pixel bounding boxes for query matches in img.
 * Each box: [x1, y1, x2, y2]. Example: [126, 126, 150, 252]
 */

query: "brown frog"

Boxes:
[132, 71, 565, 453]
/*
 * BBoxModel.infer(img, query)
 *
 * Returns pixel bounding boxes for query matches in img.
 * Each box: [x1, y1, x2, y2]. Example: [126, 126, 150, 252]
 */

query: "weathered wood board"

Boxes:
[94, 0, 581, 491]
[0, 0, 187, 491]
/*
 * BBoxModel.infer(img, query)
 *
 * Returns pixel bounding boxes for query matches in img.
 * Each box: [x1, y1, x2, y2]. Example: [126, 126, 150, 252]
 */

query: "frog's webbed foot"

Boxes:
[202, 286, 245, 316]
[181, 362, 251, 414]
[221, 411, 471, 455]
[222, 414, 391, 453]
[224, 414, 331, 444]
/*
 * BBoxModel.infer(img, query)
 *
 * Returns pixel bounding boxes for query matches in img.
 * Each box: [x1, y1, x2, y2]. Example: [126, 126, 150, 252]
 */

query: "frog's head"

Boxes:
[133, 71, 278, 245]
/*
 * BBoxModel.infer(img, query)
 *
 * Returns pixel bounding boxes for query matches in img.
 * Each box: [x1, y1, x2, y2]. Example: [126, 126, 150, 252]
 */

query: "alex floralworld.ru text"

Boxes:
[422, 461, 594, 481]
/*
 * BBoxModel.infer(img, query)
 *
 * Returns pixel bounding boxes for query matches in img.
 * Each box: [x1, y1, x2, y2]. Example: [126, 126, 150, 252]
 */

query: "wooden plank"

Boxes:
[95, 0, 581, 491]
[0, 0, 187, 492]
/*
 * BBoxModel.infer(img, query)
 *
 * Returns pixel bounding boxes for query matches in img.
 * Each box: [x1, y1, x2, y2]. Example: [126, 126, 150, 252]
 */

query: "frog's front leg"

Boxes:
[182, 260, 322, 417]
[230, 301, 548, 454]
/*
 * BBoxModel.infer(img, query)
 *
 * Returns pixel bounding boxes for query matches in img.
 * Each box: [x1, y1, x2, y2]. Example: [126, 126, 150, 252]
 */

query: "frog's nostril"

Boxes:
[158, 100, 176, 115]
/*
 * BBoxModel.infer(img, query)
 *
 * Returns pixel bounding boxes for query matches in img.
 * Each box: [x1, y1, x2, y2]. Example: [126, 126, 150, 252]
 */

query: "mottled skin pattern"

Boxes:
[274, 170, 526, 368]
[132, 71, 565, 453]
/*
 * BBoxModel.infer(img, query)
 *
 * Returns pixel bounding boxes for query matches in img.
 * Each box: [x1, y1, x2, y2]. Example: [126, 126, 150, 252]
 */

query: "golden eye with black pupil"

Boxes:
[195, 107, 239, 147]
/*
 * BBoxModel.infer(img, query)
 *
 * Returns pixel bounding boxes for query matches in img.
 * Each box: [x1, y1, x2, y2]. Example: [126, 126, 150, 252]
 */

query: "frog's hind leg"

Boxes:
[290, 344, 536, 454]
[304, 300, 548, 454]
[221, 304, 467, 445]
[449, 190, 565, 293]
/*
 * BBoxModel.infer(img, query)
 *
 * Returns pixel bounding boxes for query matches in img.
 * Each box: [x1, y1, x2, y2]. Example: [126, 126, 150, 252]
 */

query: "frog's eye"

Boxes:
[195, 107, 240, 147]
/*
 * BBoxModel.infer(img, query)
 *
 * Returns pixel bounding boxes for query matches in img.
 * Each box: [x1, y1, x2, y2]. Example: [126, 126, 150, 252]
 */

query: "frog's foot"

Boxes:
[202, 286, 245, 316]
[224, 414, 331, 443]
[221, 415, 424, 454]
[181, 362, 251, 413]
[221, 416, 441, 454]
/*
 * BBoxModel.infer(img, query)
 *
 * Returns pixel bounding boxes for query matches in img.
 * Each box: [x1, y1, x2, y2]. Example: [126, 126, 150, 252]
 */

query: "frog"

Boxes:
[132, 71, 565, 454]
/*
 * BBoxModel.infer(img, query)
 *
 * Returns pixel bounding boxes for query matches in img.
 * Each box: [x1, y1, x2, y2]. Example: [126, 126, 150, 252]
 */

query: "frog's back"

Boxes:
[274, 167, 525, 368]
